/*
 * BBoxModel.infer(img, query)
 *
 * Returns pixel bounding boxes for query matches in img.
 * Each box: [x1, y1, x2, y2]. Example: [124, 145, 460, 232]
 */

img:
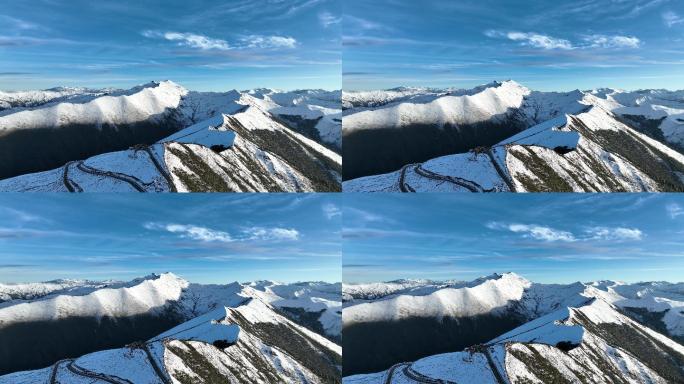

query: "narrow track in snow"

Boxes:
[142, 343, 172, 384]
[402, 364, 458, 384]
[65, 360, 134, 384]
[141, 146, 176, 192]
[49, 359, 73, 384]
[62, 161, 83, 193]
[398, 164, 416, 192]
[486, 148, 516, 192]
[414, 164, 482, 193]
[384, 363, 409, 384]
[76, 161, 147, 192]
[482, 347, 506, 384]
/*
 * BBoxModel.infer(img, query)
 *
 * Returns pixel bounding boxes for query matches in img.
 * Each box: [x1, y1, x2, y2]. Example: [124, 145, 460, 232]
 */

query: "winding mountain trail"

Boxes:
[76, 161, 147, 192]
[398, 164, 416, 192]
[482, 348, 506, 384]
[65, 360, 134, 384]
[142, 343, 172, 384]
[414, 164, 482, 192]
[141, 146, 176, 192]
[62, 161, 83, 193]
[486, 148, 515, 192]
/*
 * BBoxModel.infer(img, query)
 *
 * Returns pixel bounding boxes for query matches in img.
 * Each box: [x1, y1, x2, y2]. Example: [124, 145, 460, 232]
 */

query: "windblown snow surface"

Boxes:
[344, 80, 684, 192]
[0, 81, 341, 192]
[343, 273, 684, 383]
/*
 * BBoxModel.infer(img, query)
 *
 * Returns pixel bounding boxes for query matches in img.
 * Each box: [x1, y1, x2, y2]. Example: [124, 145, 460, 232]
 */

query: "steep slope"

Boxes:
[0, 299, 342, 384]
[345, 299, 684, 384]
[343, 81, 684, 191]
[0, 102, 342, 192]
[0, 274, 340, 376]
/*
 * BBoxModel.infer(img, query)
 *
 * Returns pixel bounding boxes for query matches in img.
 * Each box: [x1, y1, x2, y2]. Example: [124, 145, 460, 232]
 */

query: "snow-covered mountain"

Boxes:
[0, 81, 341, 192]
[342, 273, 684, 381]
[0, 273, 341, 378]
[343, 81, 684, 192]
[345, 299, 684, 384]
[1, 298, 341, 384]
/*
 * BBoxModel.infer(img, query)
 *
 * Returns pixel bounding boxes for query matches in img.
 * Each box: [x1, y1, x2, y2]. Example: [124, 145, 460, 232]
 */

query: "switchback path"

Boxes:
[486, 148, 516, 192]
[414, 165, 482, 193]
[76, 161, 147, 192]
[398, 164, 416, 192]
[62, 162, 83, 193]
[384, 363, 410, 384]
[141, 146, 176, 192]
[66, 360, 134, 384]
[49, 359, 73, 384]
[482, 348, 507, 384]
[142, 343, 172, 384]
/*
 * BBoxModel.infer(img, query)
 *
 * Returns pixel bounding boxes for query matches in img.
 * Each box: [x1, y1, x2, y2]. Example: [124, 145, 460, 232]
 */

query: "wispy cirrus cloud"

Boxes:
[667, 203, 684, 219]
[242, 227, 300, 241]
[144, 222, 300, 243]
[142, 30, 230, 50]
[144, 223, 233, 242]
[319, 11, 341, 28]
[663, 11, 684, 27]
[322, 203, 341, 219]
[583, 34, 641, 48]
[487, 222, 643, 242]
[485, 30, 640, 50]
[142, 31, 297, 51]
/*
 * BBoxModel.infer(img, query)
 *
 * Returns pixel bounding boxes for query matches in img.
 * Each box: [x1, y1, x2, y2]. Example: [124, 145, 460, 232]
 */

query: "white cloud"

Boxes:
[319, 11, 341, 27]
[144, 223, 233, 242]
[241, 35, 298, 49]
[507, 224, 576, 242]
[585, 227, 643, 241]
[243, 227, 300, 241]
[583, 34, 641, 48]
[322, 203, 341, 219]
[667, 203, 684, 218]
[485, 30, 573, 50]
[142, 30, 230, 50]
[488, 222, 643, 242]
[486, 30, 641, 50]
[663, 11, 684, 27]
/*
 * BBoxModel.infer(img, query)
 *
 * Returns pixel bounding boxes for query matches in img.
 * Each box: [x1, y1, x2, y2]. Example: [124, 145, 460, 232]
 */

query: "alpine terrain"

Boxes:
[343, 81, 684, 192]
[0, 273, 341, 383]
[342, 273, 684, 383]
[0, 81, 341, 192]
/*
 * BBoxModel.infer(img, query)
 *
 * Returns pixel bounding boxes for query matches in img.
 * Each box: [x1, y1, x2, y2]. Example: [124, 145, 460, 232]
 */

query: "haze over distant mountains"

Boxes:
[343, 80, 684, 192]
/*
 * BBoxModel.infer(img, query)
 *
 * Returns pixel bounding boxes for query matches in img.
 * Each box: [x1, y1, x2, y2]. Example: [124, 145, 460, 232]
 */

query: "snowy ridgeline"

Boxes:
[343, 80, 684, 192]
[0, 273, 341, 340]
[0, 296, 342, 384]
[343, 272, 684, 340]
[343, 274, 684, 384]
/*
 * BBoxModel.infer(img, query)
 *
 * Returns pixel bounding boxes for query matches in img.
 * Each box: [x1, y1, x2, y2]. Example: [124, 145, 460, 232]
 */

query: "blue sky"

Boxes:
[0, 194, 341, 284]
[0, 0, 341, 91]
[343, 194, 684, 284]
[344, 0, 684, 91]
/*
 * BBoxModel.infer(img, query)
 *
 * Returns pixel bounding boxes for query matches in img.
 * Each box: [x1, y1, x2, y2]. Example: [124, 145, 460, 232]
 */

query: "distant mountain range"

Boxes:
[343, 81, 684, 192]
[342, 273, 684, 383]
[0, 273, 341, 383]
[0, 81, 341, 192]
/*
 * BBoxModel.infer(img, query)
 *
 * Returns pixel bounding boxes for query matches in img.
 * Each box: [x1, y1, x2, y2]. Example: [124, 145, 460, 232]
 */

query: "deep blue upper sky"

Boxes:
[0, 0, 341, 91]
[344, 0, 684, 91]
[0, 194, 341, 284]
[343, 194, 684, 284]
